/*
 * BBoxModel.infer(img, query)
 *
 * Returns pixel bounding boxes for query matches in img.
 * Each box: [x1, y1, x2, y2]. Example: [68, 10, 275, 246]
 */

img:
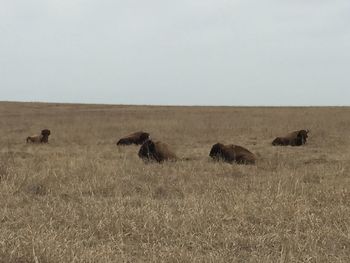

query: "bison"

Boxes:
[117, 131, 150, 146]
[272, 129, 309, 146]
[209, 143, 256, 165]
[138, 139, 177, 163]
[26, 129, 51, 144]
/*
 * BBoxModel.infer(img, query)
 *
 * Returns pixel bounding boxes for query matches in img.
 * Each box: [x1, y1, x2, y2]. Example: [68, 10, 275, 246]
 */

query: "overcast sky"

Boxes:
[0, 0, 349, 106]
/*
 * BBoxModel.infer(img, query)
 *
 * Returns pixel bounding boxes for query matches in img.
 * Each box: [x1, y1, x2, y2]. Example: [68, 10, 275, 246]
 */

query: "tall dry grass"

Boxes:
[0, 102, 349, 262]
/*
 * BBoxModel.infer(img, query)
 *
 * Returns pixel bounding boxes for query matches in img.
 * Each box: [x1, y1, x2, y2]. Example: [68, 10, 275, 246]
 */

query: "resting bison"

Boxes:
[26, 129, 51, 144]
[209, 143, 256, 165]
[272, 129, 309, 146]
[138, 139, 177, 163]
[117, 131, 150, 145]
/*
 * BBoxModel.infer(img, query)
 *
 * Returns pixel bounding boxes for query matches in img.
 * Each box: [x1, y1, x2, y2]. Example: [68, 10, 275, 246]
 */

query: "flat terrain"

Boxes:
[0, 102, 349, 262]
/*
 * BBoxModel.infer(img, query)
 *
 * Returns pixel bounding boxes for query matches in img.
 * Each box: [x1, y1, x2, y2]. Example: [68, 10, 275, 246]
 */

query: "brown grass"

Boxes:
[0, 101, 349, 262]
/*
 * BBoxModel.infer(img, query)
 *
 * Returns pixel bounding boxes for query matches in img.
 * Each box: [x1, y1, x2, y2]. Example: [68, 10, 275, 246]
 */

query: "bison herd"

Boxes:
[26, 129, 310, 165]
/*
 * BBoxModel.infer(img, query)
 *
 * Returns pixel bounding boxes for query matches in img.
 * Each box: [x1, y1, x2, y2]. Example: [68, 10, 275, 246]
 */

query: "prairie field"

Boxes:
[0, 101, 349, 263]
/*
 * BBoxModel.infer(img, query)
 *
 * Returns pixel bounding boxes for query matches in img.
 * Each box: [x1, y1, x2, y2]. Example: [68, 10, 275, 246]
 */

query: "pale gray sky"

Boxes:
[0, 0, 349, 106]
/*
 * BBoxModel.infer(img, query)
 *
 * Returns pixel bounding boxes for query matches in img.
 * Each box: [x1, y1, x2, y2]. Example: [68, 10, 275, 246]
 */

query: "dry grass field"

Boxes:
[0, 101, 349, 262]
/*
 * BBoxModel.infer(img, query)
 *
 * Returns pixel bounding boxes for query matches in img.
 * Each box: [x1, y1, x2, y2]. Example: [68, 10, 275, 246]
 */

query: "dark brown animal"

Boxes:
[272, 129, 309, 146]
[26, 129, 51, 144]
[209, 143, 256, 165]
[138, 139, 177, 163]
[117, 131, 150, 145]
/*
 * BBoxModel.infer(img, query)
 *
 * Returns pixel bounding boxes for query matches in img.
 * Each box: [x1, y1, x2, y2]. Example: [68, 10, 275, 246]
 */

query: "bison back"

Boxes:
[233, 145, 256, 165]
[154, 142, 177, 162]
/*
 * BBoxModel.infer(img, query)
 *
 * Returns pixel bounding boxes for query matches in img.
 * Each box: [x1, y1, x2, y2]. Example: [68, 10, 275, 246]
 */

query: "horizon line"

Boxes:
[0, 100, 349, 108]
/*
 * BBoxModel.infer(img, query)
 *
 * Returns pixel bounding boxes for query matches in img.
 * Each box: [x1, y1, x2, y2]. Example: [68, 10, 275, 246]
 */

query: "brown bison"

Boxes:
[272, 129, 309, 146]
[117, 131, 150, 146]
[209, 143, 256, 165]
[138, 139, 177, 163]
[26, 129, 51, 143]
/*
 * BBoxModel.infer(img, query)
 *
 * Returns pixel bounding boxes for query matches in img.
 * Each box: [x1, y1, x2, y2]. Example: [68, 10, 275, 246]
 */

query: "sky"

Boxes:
[0, 0, 349, 106]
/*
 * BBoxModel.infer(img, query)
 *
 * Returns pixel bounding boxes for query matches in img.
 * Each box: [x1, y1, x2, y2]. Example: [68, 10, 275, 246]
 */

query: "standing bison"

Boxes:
[209, 143, 256, 165]
[138, 139, 177, 163]
[116, 131, 150, 145]
[272, 129, 309, 146]
[26, 129, 51, 144]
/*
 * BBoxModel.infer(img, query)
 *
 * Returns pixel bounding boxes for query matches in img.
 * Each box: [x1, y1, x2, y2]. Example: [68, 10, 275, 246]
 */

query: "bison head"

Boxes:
[209, 143, 225, 160]
[138, 139, 160, 162]
[41, 129, 51, 143]
[296, 129, 309, 145]
[41, 129, 51, 136]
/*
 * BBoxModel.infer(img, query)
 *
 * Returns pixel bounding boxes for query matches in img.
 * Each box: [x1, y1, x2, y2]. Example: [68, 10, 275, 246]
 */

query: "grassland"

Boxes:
[0, 101, 349, 262]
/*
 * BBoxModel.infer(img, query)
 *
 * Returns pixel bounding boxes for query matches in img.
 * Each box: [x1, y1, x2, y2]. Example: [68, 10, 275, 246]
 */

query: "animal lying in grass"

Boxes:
[209, 143, 256, 165]
[117, 131, 150, 145]
[26, 129, 51, 143]
[138, 139, 177, 163]
[272, 129, 309, 146]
